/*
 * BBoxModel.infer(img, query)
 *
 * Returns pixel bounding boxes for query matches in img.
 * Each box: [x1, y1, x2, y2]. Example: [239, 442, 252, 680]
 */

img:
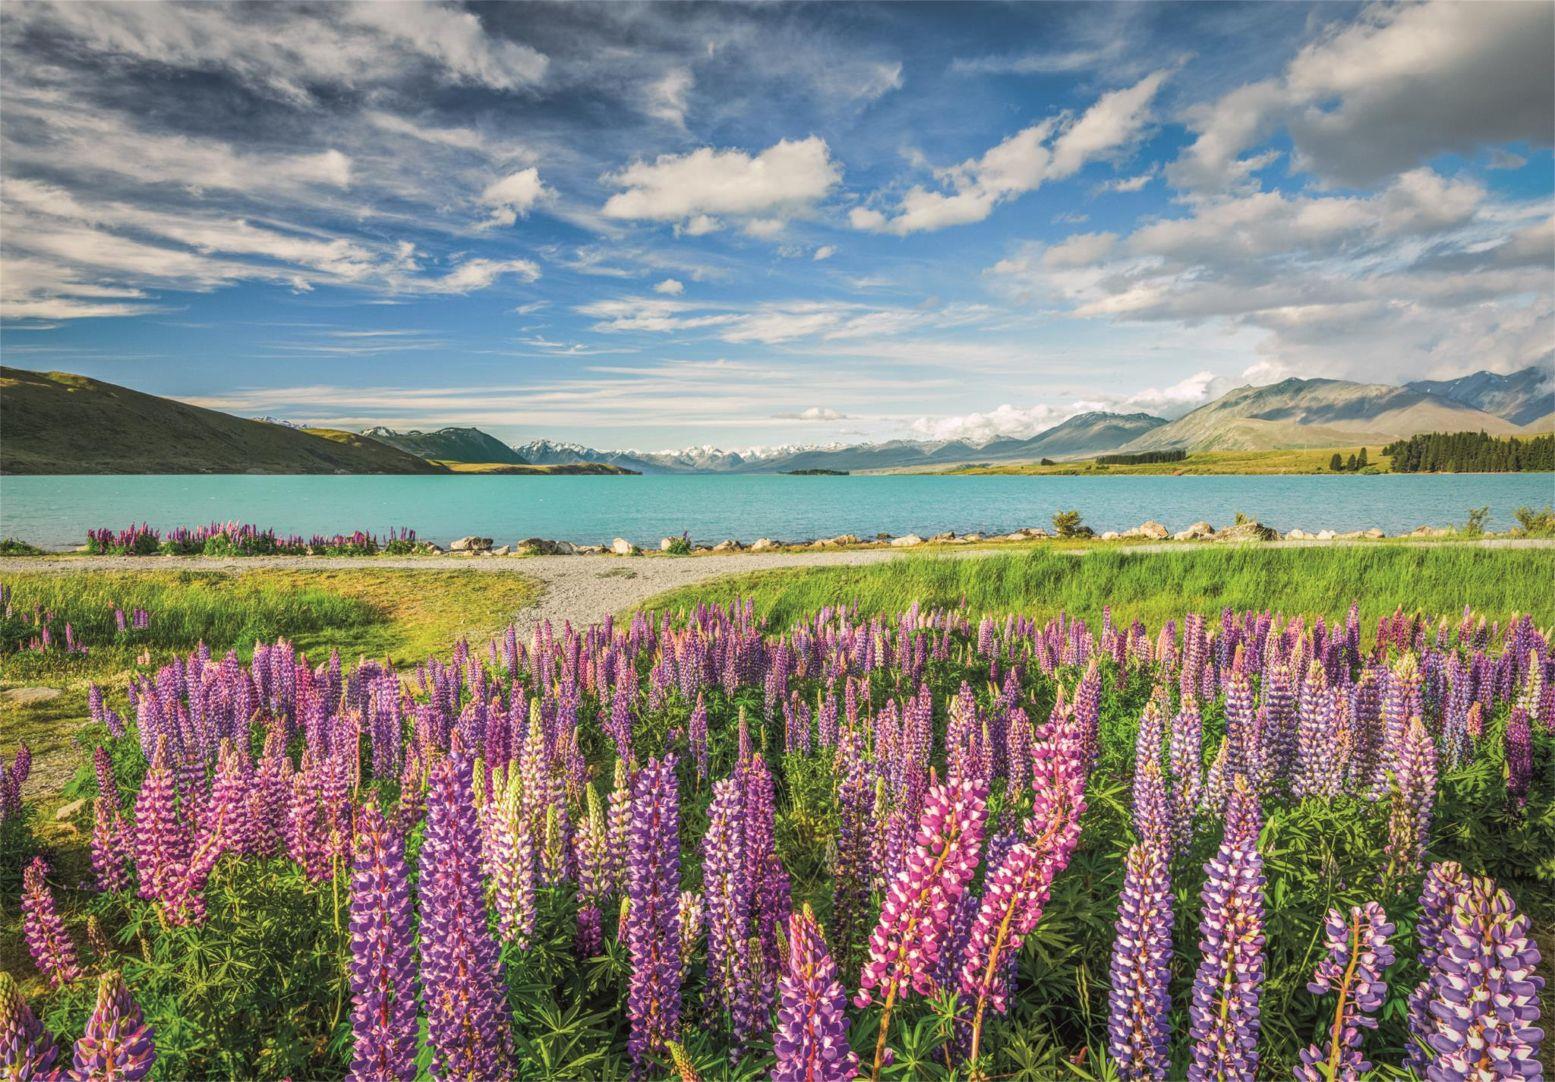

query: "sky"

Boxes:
[1, 1, 1552, 451]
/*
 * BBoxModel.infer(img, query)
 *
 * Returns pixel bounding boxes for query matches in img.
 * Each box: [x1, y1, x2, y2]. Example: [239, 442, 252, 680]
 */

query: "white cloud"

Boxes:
[1171, 2, 1554, 189]
[853, 71, 1169, 234]
[363, 110, 487, 151]
[653, 278, 685, 295]
[645, 68, 694, 128]
[3, 2, 548, 106]
[774, 406, 848, 421]
[1097, 169, 1156, 194]
[812, 245, 836, 261]
[601, 136, 841, 231]
[418, 258, 541, 293]
[479, 168, 547, 227]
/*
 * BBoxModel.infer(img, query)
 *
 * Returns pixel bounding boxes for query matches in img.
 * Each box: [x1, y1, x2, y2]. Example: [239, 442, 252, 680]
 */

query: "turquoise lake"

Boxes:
[2, 473, 1552, 550]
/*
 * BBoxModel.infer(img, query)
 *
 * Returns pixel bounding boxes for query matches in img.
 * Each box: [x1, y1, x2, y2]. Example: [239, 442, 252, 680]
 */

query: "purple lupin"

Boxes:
[1295, 903, 1394, 1081]
[418, 752, 514, 1080]
[771, 903, 860, 1082]
[1, 971, 60, 1080]
[22, 856, 82, 988]
[70, 971, 156, 1081]
[347, 802, 418, 1082]
[1107, 836, 1174, 1080]
[626, 754, 683, 1073]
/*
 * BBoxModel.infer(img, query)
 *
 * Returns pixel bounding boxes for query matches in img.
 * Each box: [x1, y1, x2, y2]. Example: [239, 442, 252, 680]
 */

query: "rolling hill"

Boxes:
[1118, 377, 1526, 454]
[362, 425, 529, 465]
[0, 368, 446, 475]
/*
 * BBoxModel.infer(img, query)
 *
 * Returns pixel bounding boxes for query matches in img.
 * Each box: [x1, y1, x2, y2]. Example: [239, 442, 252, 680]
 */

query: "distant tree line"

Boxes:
[1328, 448, 1370, 472]
[1095, 449, 1187, 466]
[1383, 431, 1554, 473]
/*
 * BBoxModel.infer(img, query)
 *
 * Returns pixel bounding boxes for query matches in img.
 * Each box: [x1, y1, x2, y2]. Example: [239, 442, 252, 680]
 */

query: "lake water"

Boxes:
[3, 473, 1552, 551]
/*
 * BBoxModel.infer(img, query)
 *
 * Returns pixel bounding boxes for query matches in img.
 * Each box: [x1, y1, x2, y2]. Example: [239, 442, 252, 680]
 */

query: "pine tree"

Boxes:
[1329, 452, 1343, 471]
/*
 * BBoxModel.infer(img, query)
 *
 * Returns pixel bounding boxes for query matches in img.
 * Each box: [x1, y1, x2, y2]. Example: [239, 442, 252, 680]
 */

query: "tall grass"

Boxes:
[646, 546, 1555, 628]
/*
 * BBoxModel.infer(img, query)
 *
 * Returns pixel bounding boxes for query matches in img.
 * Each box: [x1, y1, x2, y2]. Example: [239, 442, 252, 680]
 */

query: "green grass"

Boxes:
[943, 445, 1395, 475]
[0, 568, 540, 795]
[643, 545, 1555, 629]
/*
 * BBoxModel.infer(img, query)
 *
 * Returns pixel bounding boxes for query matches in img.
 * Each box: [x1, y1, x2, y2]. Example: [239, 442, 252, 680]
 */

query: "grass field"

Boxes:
[644, 544, 1555, 629]
[940, 445, 1394, 475]
[0, 568, 540, 797]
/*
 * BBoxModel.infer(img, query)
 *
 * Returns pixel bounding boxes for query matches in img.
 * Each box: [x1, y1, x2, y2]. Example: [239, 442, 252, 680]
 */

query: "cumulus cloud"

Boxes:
[812, 245, 836, 261]
[773, 406, 848, 420]
[479, 168, 547, 227]
[1171, 1, 1554, 189]
[653, 278, 685, 295]
[601, 136, 841, 232]
[852, 70, 1169, 234]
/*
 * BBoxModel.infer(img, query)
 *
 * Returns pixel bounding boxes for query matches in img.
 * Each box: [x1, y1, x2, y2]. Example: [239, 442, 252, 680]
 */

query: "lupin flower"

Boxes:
[1407, 861, 1470, 1073]
[71, 971, 156, 1081]
[688, 693, 709, 782]
[1, 970, 59, 1080]
[22, 856, 82, 988]
[1505, 705, 1532, 806]
[347, 802, 418, 1082]
[771, 904, 860, 1082]
[486, 767, 537, 948]
[626, 755, 683, 1073]
[1296, 903, 1395, 1081]
[702, 777, 756, 1040]
[1384, 716, 1438, 882]
[418, 753, 514, 1080]
[858, 779, 987, 1078]
[1107, 837, 1174, 1081]
[1420, 876, 1544, 1080]
[1186, 777, 1265, 1082]
[132, 737, 192, 917]
[677, 891, 703, 980]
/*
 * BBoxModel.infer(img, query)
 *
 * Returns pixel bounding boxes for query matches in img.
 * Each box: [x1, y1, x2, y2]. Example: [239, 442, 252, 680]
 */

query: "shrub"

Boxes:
[1052, 509, 1085, 538]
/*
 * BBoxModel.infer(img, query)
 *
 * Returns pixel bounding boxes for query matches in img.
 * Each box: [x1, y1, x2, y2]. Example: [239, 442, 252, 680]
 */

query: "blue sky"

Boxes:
[2, 1, 1551, 449]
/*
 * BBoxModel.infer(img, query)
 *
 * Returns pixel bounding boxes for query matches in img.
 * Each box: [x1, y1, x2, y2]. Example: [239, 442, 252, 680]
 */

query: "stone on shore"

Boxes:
[1364, 527, 1385, 539]
[515, 537, 558, 556]
[711, 539, 743, 552]
[490, 545, 511, 556]
[1213, 520, 1279, 542]
[610, 537, 636, 555]
[1100, 531, 1120, 540]
[450, 535, 493, 553]
[1174, 521, 1215, 541]
[1123, 520, 1169, 540]
[890, 534, 923, 547]
[750, 538, 779, 551]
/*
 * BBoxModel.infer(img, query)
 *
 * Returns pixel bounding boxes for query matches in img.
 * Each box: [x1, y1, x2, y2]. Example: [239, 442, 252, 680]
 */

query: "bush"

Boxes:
[0, 538, 45, 556]
[664, 533, 693, 556]
[1513, 505, 1555, 537]
[1052, 509, 1085, 538]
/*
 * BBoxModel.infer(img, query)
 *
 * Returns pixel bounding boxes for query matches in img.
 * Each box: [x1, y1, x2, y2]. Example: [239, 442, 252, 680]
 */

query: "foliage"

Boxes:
[0, 538, 46, 556]
[1513, 505, 1555, 538]
[1096, 449, 1186, 466]
[1384, 430, 1554, 473]
[1052, 510, 1089, 539]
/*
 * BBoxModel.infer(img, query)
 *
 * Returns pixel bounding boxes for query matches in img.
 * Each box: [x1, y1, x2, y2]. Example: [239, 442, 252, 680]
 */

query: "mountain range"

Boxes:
[1, 364, 1548, 475]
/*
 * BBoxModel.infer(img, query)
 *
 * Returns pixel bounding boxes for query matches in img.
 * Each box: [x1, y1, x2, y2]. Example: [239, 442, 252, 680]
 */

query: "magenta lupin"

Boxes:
[625, 754, 683, 1073]
[347, 802, 418, 1082]
[771, 903, 860, 1082]
[22, 856, 82, 989]
[70, 971, 156, 1081]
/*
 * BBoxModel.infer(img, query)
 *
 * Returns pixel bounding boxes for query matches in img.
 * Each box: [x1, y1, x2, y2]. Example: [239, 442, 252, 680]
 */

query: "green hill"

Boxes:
[361, 425, 528, 465]
[0, 367, 446, 475]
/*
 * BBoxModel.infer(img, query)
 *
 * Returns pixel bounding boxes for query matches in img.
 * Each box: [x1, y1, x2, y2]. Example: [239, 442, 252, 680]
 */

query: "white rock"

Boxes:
[1364, 527, 1385, 539]
[750, 538, 779, 552]
[490, 545, 510, 556]
[450, 535, 493, 553]
[711, 539, 743, 552]
[610, 537, 635, 555]
[1100, 531, 1120, 540]
[1315, 529, 1337, 540]
[889, 534, 923, 547]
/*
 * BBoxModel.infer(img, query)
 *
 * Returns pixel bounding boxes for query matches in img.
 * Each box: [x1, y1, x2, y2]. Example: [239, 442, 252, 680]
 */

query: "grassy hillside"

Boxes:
[942, 446, 1394, 475]
[644, 545, 1555, 629]
[362, 425, 528, 465]
[436, 460, 640, 475]
[0, 367, 446, 475]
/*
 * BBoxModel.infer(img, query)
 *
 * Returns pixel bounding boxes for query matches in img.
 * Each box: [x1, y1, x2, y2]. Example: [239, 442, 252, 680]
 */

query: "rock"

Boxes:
[490, 545, 511, 556]
[889, 534, 923, 547]
[610, 537, 636, 556]
[711, 539, 743, 552]
[55, 798, 87, 821]
[515, 537, 552, 556]
[962, 532, 984, 543]
[1100, 531, 1120, 540]
[1213, 520, 1279, 543]
[995, 531, 1028, 542]
[928, 531, 956, 543]
[1363, 527, 1385, 539]
[829, 534, 861, 546]
[750, 538, 779, 552]
[1315, 529, 1337, 541]
[1286, 528, 1311, 540]
[422, 543, 445, 554]
[1337, 530, 1364, 539]
[1412, 525, 1450, 537]
[1174, 521, 1215, 541]
[1132, 520, 1170, 540]
[450, 535, 493, 553]
[575, 544, 605, 554]
[1022, 527, 1051, 539]
[1, 687, 60, 706]
[552, 540, 576, 555]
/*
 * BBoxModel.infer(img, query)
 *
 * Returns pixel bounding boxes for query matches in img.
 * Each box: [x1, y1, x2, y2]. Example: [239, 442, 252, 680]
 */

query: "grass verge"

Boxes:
[642, 544, 1555, 629]
[1, 568, 540, 797]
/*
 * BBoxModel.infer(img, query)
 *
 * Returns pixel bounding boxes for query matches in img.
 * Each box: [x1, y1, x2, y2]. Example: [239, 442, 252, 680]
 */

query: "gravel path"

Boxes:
[4, 537, 1550, 640]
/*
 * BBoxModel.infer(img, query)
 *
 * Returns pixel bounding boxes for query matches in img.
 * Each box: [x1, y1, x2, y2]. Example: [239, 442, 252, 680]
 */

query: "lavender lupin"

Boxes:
[22, 856, 82, 988]
[1107, 836, 1174, 1081]
[1295, 903, 1395, 1081]
[771, 903, 859, 1082]
[418, 753, 514, 1080]
[347, 802, 417, 1082]
[70, 971, 156, 1081]
[1, 971, 59, 1081]
[1186, 776, 1265, 1082]
[626, 754, 683, 1073]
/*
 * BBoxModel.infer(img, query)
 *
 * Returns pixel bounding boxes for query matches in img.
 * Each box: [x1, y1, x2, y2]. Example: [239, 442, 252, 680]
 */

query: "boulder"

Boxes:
[889, 534, 923, 547]
[928, 531, 957, 543]
[995, 531, 1028, 542]
[1133, 520, 1169, 540]
[490, 545, 511, 556]
[750, 538, 780, 552]
[829, 534, 861, 546]
[1314, 529, 1337, 541]
[962, 532, 984, 543]
[450, 535, 493, 553]
[552, 540, 576, 555]
[610, 537, 636, 555]
[1022, 527, 1051, 539]
[515, 537, 556, 556]
[1213, 520, 1279, 543]
[659, 537, 680, 552]
[55, 798, 87, 821]
[1174, 521, 1215, 541]
[1100, 531, 1120, 540]
[421, 543, 445, 554]
[1412, 525, 1451, 538]
[1285, 528, 1311, 540]
[711, 539, 743, 552]
[1363, 527, 1385, 539]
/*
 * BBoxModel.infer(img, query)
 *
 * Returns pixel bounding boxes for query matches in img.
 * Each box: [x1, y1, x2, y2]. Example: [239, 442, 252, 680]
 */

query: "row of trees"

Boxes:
[1328, 448, 1370, 472]
[1096, 449, 1187, 465]
[1383, 431, 1554, 473]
